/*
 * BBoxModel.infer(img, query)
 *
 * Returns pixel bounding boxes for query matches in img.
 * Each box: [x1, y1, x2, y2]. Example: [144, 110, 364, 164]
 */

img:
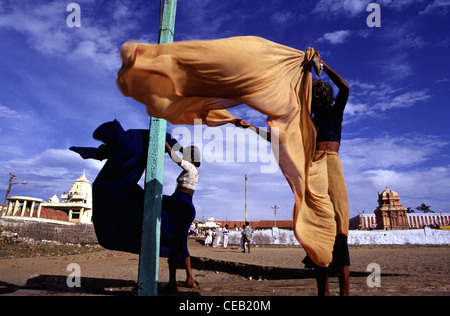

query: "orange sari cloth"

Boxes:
[117, 36, 336, 267]
[315, 151, 349, 236]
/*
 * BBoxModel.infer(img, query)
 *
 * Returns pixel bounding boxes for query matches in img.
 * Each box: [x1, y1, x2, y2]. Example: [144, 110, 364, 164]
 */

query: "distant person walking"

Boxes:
[240, 224, 246, 251]
[242, 222, 253, 253]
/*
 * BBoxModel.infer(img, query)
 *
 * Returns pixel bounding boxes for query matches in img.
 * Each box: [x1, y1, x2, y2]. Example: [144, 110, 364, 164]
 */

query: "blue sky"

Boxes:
[1, 0, 449, 222]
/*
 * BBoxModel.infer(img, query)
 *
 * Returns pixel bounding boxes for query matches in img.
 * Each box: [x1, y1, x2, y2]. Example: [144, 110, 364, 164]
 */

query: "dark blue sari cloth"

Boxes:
[71, 120, 192, 258]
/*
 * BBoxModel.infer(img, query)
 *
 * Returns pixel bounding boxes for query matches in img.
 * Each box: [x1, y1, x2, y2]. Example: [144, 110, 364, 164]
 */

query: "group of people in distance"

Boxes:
[204, 223, 252, 254]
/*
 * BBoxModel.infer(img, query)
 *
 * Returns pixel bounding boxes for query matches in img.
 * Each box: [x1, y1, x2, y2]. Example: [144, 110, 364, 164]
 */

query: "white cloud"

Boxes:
[340, 134, 450, 214]
[0, 146, 23, 157]
[341, 135, 447, 170]
[0, 0, 150, 71]
[318, 30, 352, 45]
[382, 22, 428, 51]
[313, 0, 371, 17]
[376, 0, 426, 10]
[0, 104, 26, 119]
[0, 148, 104, 200]
[313, 0, 437, 17]
[420, 0, 450, 15]
[271, 11, 298, 24]
[375, 90, 431, 111]
[0, 1, 69, 55]
[361, 165, 450, 210]
[344, 79, 431, 122]
[344, 102, 372, 118]
[363, 169, 403, 188]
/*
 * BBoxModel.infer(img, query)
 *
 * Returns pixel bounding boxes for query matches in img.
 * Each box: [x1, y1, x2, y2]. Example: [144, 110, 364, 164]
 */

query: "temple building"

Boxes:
[350, 187, 450, 230]
[3, 173, 93, 224]
[374, 187, 409, 230]
[42, 172, 93, 223]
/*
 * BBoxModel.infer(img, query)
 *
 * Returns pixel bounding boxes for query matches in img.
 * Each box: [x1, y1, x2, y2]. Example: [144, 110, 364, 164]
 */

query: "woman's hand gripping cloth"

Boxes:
[117, 36, 337, 267]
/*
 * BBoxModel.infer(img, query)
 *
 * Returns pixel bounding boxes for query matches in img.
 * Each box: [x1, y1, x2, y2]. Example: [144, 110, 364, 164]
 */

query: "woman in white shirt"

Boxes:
[160, 141, 200, 291]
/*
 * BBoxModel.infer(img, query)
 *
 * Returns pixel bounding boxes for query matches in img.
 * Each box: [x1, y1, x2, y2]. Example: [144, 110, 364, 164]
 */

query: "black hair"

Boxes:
[183, 145, 201, 168]
[312, 79, 334, 111]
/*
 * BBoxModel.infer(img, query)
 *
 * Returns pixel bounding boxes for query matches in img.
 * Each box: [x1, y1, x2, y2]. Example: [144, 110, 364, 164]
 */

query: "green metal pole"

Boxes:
[137, 0, 178, 297]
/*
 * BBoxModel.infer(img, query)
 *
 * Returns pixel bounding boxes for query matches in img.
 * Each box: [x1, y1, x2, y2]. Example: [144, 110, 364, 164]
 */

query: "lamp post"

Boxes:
[271, 205, 279, 228]
[2, 173, 27, 217]
[245, 174, 248, 222]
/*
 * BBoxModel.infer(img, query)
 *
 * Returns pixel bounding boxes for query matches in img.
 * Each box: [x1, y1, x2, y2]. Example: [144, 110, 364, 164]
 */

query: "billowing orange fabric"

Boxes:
[117, 36, 336, 267]
[317, 151, 350, 236]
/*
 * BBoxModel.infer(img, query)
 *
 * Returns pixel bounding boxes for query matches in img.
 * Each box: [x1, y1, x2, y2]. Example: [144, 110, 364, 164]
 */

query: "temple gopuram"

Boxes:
[374, 187, 410, 230]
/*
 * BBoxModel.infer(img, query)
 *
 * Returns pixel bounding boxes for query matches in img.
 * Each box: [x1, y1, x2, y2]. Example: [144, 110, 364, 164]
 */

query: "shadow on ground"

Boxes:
[1, 256, 396, 296]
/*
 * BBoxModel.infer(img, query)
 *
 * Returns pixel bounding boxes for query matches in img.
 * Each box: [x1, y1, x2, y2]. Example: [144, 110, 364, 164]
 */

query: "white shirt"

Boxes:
[177, 159, 199, 190]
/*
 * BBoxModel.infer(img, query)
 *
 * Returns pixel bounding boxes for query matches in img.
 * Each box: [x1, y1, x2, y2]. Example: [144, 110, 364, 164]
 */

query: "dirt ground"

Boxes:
[0, 238, 449, 296]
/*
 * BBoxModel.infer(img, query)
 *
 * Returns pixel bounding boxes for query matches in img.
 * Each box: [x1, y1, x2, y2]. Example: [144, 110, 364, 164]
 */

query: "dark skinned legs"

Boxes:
[167, 256, 196, 290]
[315, 265, 350, 296]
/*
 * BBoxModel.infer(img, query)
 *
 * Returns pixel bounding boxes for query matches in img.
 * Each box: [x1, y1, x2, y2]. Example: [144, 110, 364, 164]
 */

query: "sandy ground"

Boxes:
[0, 239, 449, 296]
